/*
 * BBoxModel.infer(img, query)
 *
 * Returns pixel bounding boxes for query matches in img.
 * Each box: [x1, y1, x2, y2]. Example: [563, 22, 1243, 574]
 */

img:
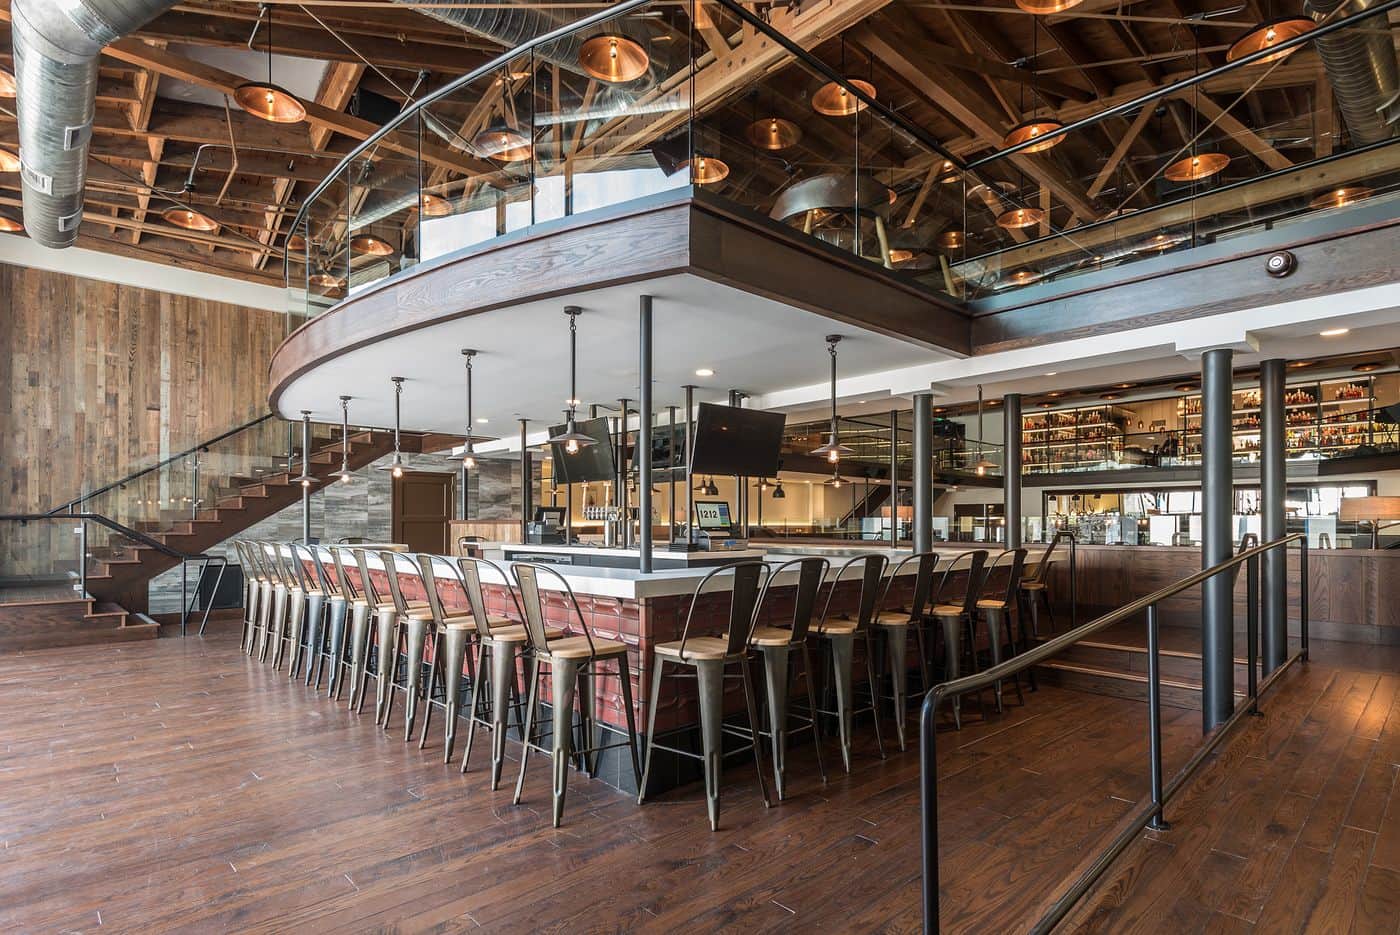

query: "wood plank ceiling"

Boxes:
[0, 0, 1366, 288]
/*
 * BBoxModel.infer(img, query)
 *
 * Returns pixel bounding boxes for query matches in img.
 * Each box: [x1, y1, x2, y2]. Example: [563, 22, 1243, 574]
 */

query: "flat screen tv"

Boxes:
[688, 403, 786, 477]
[548, 416, 616, 484]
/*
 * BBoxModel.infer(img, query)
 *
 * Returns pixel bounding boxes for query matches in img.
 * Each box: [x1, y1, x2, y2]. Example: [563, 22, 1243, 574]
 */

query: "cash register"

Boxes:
[671, 500, 748, 552]
[525, 506, 567, 544]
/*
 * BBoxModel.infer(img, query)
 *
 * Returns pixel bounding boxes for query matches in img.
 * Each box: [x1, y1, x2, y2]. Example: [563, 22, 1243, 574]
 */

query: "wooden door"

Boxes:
[392, 471, 453, 553]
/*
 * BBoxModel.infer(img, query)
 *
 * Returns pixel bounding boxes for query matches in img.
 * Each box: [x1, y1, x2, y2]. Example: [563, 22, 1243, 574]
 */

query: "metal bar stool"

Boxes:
[415, 554, 480, 761]
[251, 541, 280, 661]
[329, 546, 372, 703]
[747, 556, 829, 801]
[233, 541, 265, 655]
[928, 550, 990, 729]
[259, 542, 294, 665]
[457, 556, 552, 786]
[638, 561, 771, 831]
[512, 562, 642, 828]
[977, 548, 1028, 714]
[870, 550, 939, 751]
[349, 548, 396, 716]
[306, 545, 347, 689]
[286, 543, 327, 681]
[375, 550, 434, 738]
[812, 553, 889, 772]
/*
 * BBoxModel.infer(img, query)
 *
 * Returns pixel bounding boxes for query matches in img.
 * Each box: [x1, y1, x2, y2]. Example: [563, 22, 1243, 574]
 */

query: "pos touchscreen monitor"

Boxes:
[693, 500, 733, 531]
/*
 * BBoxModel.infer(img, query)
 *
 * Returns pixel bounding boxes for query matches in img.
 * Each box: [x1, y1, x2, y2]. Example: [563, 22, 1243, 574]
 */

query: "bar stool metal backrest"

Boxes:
[819, 553, 889, 631]
[878, 551, 939, 621]
[512, 562, 592, 654]
[931, 549, 990, 617]
[679, 560, 770, 659]
[328, 546, 361, 602]
[755, 557, 830, 643]
[377, 550, 423, 616]
[457, 556, 525, 638]
[350, 548, 384, 608]
[981, 548, 1028, 608]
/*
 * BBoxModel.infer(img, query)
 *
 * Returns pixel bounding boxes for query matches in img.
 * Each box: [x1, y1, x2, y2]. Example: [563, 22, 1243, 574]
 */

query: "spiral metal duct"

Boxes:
[10, 0, 181, 247]
[1306, 0, 1399, 145]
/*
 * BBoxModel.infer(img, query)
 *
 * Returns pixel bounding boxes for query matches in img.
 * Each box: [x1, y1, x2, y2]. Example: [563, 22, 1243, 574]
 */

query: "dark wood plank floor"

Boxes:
[0, 625, 1389, 932]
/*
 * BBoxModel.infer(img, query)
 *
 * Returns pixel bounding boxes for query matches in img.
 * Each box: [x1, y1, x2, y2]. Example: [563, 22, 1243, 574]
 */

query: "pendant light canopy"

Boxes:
[163, 206, 219, 232]
[235, 7, 307, 124]
[1002, 118, 1066, 153]
[549, 307, 597, 455]
[689, 153, 730, 185]
[812, 78, 876, 116]
[329, 396, 355, 483]
[293, 410, 322, 488]
[996, 206, 1044, 229]
[447, 349, 478, 468]
[376, 376, 407, 478]
[0, 147, 19, 173]
[810, 335, 855, 463]
[1227, 16, 1314, 64]
[1163, 152, 1230, 182]
[578, 34, 649, 83]
[747, 116, 802, 151]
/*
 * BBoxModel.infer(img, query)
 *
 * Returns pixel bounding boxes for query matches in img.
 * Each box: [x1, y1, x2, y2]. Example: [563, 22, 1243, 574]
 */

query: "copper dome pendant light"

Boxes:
[235, 5, 307, 125]
[473, 120, 531, 162]
[688, 153, 730, 185]
[0, 214, 23, 233]
[746, 115, 802, 151]
[996, 205, 1045, 229]
[1310, 186, 1372, 209]
[162, 205, 220, 232]
[549, 307, 597, 455]
[1002, 21, 1065, 153]
[812, 37, 876, 117]
[350, 234, 393, 256]
[0, 68, 15, 97]
[810, 335, 855, 463]
[1227, 15, 1314, 64]
[0, 147, 21, 173]
[1163, 152, 1230, 181]
[1015, 0, 1083, 13]
[578, 34, 649, 83]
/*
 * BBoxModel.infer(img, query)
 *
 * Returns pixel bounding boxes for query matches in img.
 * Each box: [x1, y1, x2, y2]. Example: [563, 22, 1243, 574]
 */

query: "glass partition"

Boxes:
[284, 0, 1400, 316]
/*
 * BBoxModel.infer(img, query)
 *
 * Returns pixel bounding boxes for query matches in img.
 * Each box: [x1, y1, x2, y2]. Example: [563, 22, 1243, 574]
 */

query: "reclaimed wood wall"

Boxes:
[0, 262, 285, 515]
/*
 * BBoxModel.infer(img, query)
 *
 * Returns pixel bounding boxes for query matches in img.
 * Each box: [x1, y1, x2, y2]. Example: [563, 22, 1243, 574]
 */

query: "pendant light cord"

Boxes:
[828, 336, 840, 443]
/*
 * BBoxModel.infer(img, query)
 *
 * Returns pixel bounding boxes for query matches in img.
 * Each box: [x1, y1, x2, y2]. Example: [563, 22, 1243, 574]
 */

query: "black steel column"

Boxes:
[519, 419, 532, 543]
[300, 410, 312, 543]
[1260, 357, 1287, 673]
[1004, 393, 1022, 550]
[889, 408, 899, 548]
[638, 296, 654, 573]
[683, 384, 696, 546]
[667, 405, 677, 543]
[1201, 347, 1235, 731]
[913, 392, 933, 553]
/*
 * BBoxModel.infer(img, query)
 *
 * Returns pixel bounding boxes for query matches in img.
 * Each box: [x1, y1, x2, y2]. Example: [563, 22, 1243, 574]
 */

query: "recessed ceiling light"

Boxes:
[694, 368, 714, 377]
[476, 417, 489, 423]
[1044, 371, 1058, 376]
[1115, 382, 1135, 389]
[1353, 363, 1380, 373]
[1320, 328, 1350, 337]
[1101, 392, 1121, 400]
[1047, 391, 1064, 397]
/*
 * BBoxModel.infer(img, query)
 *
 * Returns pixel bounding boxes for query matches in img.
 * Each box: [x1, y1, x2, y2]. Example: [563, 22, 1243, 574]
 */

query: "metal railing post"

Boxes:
[190, 454, 200, 520]
[1145, 604, 1168, 831]
[1246, 553, 1260, 714]
[78, 520, 87, 597]
[920, 690, 941, 934]
[1299, 537, 1310, 661]
[180, 559, 188, 637]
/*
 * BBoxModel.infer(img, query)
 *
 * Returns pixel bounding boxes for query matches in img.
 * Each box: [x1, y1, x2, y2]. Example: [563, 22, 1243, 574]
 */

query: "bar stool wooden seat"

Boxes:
[638, 561, 771, 831]
[976, 548, 1028, 714]
[511, 562, 641, 827]
[746, 556, 830, 800]
[457, 557, 556, 785]
[328, 546, 372, 704]
[927, 550, 989, 729]
[870, 551, 939, 751]
[812, 553, 889, 771]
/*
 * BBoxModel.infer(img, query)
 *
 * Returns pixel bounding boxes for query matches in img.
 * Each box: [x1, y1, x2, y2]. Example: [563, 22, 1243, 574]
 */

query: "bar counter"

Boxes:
[302, 542, 1020, 792]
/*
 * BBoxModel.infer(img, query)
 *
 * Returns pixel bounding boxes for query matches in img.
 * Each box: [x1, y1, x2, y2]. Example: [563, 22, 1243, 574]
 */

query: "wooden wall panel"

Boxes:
[0, 262, 284, 515]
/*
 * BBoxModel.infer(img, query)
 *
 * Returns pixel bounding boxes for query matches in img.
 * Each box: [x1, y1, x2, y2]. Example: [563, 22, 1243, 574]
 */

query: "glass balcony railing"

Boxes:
[285, 0, 1400, 317]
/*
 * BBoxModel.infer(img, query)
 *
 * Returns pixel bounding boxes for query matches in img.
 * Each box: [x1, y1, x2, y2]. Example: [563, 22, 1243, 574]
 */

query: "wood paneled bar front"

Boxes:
[1044, 543, 1400, 645]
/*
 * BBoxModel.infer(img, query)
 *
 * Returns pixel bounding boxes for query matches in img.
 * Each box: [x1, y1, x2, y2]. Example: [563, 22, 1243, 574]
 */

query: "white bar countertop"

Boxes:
[284, 542, 1027, 602]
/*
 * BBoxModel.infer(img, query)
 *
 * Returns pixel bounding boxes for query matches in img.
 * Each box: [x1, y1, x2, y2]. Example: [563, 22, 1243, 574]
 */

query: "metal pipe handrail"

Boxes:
[47, 413, 278, 515]
[919, 531, 1308, 933]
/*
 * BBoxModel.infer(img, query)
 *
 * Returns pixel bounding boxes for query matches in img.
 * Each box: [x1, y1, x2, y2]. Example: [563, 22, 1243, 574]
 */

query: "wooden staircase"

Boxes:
[0, 590, 158, 652]
[83, 429, 406, 614]
[1034, 621, 1250, 709]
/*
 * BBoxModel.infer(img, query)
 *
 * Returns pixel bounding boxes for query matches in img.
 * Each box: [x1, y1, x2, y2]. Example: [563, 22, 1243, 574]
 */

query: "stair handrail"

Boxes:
[0, 512, 229, 637]
[919, 531, 1310, 934]
[46, 412, 280, 516]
